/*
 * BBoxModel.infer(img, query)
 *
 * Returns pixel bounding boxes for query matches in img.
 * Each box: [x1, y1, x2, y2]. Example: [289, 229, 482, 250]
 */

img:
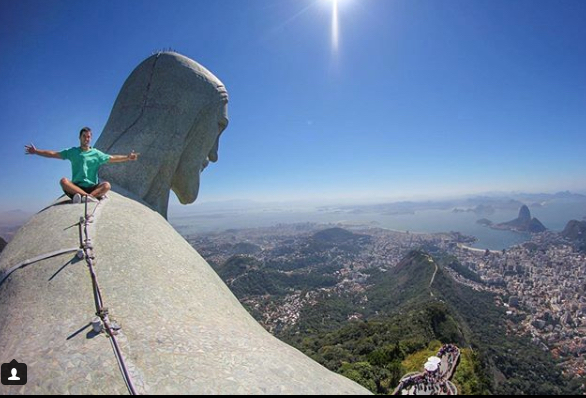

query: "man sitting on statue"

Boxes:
[25, 127, 139, 203]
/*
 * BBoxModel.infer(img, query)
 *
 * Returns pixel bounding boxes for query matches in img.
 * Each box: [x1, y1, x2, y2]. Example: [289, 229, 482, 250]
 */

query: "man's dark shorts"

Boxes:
[63, 184, 99, 198]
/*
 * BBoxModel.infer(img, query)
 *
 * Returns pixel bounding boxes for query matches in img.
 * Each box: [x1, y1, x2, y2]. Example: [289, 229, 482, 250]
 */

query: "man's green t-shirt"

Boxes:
[60, 147, 111, 188]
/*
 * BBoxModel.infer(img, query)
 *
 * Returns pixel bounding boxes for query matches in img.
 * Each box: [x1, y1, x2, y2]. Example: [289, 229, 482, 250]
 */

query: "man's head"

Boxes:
[79, 127, 92, 148]
[95, 52, 229, 218]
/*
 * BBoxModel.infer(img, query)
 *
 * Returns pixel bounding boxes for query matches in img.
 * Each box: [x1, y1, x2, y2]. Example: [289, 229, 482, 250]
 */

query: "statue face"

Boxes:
[172, 101, 229, 205]
[96, 52, 229, 217]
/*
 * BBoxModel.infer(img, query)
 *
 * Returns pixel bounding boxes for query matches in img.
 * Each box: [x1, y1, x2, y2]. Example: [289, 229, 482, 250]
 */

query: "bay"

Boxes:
[169, 201, 586, 251]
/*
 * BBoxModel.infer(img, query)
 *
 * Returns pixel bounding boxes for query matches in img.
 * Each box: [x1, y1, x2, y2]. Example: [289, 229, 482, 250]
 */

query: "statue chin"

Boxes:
[95, 51, 228, 218]
[173, 172, 201, 205]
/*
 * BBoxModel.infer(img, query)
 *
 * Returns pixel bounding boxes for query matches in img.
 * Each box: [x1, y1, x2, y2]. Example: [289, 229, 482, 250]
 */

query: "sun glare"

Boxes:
[331, 0, 339, 52]
[323, 0, 351, 53]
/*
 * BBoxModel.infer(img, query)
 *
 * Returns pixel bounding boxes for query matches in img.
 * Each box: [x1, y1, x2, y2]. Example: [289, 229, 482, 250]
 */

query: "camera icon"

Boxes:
[1, 359, 27, 386]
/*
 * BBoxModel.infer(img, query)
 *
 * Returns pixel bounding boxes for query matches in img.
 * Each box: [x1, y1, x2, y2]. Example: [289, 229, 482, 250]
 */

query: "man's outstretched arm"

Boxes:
[25, 144, 62, 159]
[108, 151, 140, 163]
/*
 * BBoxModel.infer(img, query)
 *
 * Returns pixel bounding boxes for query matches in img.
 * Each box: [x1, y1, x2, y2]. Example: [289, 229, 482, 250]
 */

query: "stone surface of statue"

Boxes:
[95, 52, 229, 219]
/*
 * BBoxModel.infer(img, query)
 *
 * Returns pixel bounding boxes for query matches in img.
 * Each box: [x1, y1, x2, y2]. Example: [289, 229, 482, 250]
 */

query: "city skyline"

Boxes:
[1, 0, 585, 213]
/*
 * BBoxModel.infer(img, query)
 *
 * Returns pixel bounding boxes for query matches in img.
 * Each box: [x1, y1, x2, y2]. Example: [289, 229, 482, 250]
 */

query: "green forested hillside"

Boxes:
[211, 236, 580, 395]
[218, 255, 337, 296]
[279, 251, 575, 394]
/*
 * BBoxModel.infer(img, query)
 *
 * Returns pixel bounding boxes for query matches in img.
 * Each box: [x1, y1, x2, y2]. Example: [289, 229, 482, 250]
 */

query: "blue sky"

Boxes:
[1, 0, 585, 213]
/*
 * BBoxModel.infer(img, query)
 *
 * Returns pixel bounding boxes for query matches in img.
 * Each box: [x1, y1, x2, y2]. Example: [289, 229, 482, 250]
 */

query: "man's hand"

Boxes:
[25, 145, 61, 159]
[128, 151, 140, 161]
[25, 143, 37, 155]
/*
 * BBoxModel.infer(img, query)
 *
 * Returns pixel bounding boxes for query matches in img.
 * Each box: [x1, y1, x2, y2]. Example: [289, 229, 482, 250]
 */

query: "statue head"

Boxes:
[95, 52, 229, 218]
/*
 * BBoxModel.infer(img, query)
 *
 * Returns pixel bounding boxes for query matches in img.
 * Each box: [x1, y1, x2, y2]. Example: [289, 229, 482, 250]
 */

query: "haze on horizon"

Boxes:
[1, 0, 585, 214]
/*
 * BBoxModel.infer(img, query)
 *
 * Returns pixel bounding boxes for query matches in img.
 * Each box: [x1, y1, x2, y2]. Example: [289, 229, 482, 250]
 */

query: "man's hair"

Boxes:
[79, 127, 92, 138]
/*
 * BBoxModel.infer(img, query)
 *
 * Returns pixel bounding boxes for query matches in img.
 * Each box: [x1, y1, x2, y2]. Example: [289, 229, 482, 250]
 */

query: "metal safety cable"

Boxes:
[0, 247, 81, 287]
[0, 196, 139, 394]
[81, 197, 139, 395]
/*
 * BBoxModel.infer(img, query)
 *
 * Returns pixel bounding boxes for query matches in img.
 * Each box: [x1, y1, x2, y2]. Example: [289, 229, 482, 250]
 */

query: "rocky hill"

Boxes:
[562, 220, 586, 252]
[0, 236, 6, 253]
[493, 205, 546, 233]
[313, 227, 364, 243]
[309, 227, 372, 253]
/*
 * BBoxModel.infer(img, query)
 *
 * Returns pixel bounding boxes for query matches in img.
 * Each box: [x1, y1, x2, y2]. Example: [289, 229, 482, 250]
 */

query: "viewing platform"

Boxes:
[393, 344, 461, 395]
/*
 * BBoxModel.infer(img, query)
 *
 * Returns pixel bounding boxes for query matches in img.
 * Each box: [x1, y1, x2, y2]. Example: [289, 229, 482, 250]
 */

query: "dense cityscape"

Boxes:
[448, 232, 586, 379]
[185, 221, 586, 383]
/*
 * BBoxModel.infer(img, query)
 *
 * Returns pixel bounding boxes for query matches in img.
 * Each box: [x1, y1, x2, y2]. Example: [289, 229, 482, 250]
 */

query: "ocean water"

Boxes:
[169, 202, 586, 251]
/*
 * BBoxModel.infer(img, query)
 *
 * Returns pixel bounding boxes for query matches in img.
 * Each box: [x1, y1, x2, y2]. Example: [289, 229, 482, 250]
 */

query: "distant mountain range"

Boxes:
[319, 191, 586, 216]
[0, 209, 32, 242]
[0, 209, 31, 225]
